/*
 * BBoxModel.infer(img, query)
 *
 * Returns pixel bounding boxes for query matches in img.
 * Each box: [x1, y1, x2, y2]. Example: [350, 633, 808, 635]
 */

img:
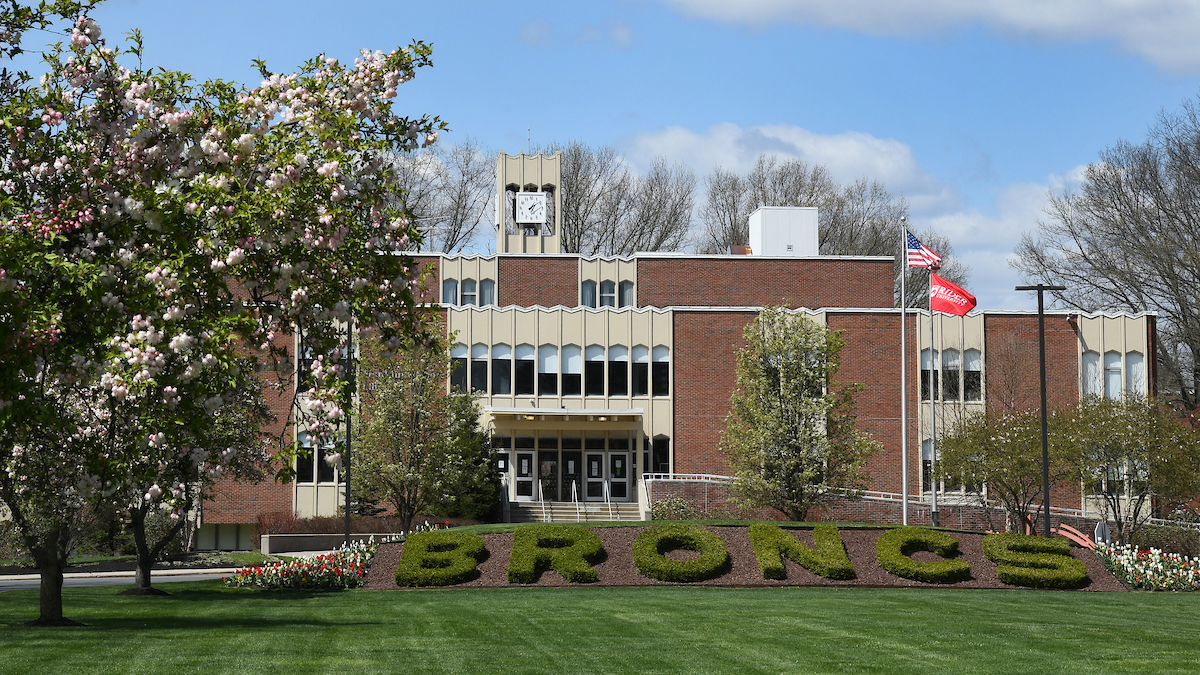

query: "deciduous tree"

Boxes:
[354, 330, 496, 533]
[720, 307, 880, 520]
[0, 6, 442, 623]
[1014, 96, 1200, 411]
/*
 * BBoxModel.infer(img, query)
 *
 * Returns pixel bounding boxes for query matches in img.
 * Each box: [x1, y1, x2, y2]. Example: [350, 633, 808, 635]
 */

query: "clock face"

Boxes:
[515, 193, 546, 224]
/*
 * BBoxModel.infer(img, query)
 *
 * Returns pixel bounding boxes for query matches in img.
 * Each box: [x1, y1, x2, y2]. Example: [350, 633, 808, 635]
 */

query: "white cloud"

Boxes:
[660, 0, 1200, 72]
[624, 122, 960, 214]
[916, 166, 1087, 309]
[573, 21, 635, 48]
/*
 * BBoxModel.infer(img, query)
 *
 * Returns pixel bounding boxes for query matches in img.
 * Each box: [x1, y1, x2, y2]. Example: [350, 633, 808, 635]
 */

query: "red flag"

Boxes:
[930, 273, 976, 316]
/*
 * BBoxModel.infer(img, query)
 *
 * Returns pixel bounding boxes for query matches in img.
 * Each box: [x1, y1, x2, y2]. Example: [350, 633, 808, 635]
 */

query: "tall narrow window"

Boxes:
[491, 344, 512, 395]
[920, 349, 939, 401]
[581, 280, 598, 308]
[608, 346, 628, 396]
[652, 436, 671, 474]
[317, 441, 336, 483]
[600, 280, 616, 307]
[470, 344, 488, 393]
[461, 279, 477, 306]
[450, 344, 468, 393]
[562, 345, 582, 396]
[1126, 352, 1146, 396]
[921, 439, 933, 492]
[515, 344, 535, 396]
[619, 280, 635, 308]
[585, 345, 606, 396]
[296, 433, 315, 484]
[942, 349, 961, 401]
[1082, 350, 1101, 397]
[632, 345, 650, 396]
[441, 278, 458, 306]
[964, 349, 982, 401]
[538, 345, 558, 395]
[652, 346, 670, 396]
[1104, 351, 1122, 400]
[479, 279, 496, 306]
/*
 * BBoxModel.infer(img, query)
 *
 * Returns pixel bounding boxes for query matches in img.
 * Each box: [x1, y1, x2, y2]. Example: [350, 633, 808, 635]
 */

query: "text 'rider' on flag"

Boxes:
[905, 229, 942, 270]
[930, 273, 977, 316]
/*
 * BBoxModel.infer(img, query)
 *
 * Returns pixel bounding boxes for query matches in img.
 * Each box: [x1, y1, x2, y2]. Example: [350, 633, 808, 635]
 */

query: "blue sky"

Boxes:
[66, 0, 1200, 309]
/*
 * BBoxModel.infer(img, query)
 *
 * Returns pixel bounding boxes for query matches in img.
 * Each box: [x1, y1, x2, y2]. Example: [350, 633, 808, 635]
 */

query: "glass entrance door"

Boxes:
[562, 450, 582, 503]
[609, 453, 628, 501]
[538, 450, 559, 501]
[585, 452, 605, 501]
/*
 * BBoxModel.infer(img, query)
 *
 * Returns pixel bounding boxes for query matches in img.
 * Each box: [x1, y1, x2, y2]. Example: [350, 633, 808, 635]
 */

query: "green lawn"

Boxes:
[1, 583, 1197, 674]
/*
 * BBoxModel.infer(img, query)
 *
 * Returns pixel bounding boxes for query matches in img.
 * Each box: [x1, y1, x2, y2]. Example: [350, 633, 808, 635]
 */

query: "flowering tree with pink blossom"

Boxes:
[0, 6, 442, 623]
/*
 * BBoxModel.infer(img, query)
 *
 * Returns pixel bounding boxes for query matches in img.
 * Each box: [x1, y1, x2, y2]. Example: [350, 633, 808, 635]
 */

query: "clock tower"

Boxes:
[496, 152, 562, 254]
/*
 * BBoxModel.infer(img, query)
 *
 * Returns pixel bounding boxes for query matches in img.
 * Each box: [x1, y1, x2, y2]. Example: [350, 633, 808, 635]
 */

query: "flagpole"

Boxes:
[929, 270, 939, 528]
[899, 222, 909, 526]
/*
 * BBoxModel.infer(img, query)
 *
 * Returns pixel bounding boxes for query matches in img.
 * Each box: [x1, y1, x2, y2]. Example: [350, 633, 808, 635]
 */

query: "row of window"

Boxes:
[451, 344, 670, 397]
[1082, 350, 1146, 399]
[442, 278, 496, 307]
[581, 280, 634, 308]
[295, 433, 338, 484]
[919, 348, 983, 402]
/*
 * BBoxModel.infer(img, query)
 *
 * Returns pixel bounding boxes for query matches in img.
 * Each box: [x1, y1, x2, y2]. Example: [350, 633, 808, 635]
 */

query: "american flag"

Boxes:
[905, 229, 942, 269]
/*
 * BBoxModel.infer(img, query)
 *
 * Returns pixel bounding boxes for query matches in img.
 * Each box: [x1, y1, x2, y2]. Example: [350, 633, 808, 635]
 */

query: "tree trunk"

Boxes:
[27, 544, 81, 626]
[120, 507, 169, 596]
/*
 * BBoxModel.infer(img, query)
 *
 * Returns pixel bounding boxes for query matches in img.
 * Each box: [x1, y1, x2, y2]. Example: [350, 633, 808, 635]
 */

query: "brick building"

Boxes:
[197, 153, 1155, 547]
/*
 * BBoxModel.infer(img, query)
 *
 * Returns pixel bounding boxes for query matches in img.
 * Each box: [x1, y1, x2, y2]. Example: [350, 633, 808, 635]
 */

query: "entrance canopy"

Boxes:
[484, 407, 644, 433]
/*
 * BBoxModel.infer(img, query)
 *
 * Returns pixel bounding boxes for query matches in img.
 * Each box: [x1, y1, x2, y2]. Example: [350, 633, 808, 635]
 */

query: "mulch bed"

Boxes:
[364, 525, 1127, 592]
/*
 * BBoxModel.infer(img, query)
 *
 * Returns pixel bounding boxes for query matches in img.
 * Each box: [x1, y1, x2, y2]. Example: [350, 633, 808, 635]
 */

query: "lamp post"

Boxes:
[343, 319, 354, 550]
[1015, 283, 1065, 538]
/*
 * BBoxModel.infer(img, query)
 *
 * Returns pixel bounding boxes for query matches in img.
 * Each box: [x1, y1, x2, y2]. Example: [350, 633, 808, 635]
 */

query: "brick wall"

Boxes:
[411, 255, 440, 304]
[498, 256, 578, 307]
[671, 311, 751, 474]
[983, 314, 1080, 414]
[639, 257, 893, 309]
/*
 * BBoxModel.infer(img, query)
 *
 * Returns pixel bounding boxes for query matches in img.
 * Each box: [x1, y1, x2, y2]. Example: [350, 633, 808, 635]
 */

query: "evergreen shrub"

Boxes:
[394, 530, 487, 587]
[633, 524, 729, 582]
[507, 525, 604, 583]
[749, 524, 855, 580]
[982, 533, 1089, 589]
[875, 527, 972, 584]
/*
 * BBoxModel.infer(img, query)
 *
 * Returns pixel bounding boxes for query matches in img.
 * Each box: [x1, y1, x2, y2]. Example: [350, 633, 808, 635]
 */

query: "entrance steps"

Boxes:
[509, 502, 644, 524]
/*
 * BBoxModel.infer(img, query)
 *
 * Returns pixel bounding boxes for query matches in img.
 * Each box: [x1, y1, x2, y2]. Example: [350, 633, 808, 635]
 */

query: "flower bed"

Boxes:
[1096, 542, 1200, 591]
[224, 540, 380, 590]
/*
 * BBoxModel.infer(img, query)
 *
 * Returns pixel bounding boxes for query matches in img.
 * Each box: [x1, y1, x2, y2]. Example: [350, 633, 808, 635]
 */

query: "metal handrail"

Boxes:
[603, 480, 616, 521]
[642, 473, 734, 484]
[571, 480, 582, 523]
[537, 479, 551, 523]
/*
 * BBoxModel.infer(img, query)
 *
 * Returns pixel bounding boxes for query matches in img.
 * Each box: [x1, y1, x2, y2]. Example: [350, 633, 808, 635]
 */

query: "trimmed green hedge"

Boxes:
[394, 530, 487, 587]
[876, 527, 972, 584]
[749, 524, 855, 580]
[507, 525, 604, 584]
[633, 524, 730, 582]
[982, 533, 1089, 589]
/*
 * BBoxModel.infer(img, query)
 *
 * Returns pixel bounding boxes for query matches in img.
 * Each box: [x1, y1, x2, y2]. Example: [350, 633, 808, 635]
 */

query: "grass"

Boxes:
[0, 550, 279, 571]
[1, 583, 1198, 674]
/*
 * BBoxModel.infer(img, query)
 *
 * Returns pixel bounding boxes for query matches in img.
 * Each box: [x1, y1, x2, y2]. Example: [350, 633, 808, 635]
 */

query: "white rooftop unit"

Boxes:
[748, 206, 818, 256]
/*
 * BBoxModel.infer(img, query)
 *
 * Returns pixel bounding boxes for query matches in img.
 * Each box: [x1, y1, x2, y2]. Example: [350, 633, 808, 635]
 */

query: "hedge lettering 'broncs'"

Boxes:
[982, 533, 1089, 589]
[633, 524, 730, 582]
[394, 531, 487, 587]
[875, 527, 972, 584]
[748, 524, 856, 580]
[508, 525, 604, 583]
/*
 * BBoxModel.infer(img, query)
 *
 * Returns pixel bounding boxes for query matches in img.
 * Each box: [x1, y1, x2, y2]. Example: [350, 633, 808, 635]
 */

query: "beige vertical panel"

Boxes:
[496, 153, 562, 254]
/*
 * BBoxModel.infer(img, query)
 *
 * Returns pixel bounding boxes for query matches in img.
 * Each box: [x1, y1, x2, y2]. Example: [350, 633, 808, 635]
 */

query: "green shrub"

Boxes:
[507, 525, 604, 584]
[982, 533, 1089, 589]
[1131, 524, 1200, 557]
[633, 524, 730, 582]
[875, 527, 972, 584]
[749, 524, 855, 580]
[394, 530, 487, 587]
[650, 495, 696, 521]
